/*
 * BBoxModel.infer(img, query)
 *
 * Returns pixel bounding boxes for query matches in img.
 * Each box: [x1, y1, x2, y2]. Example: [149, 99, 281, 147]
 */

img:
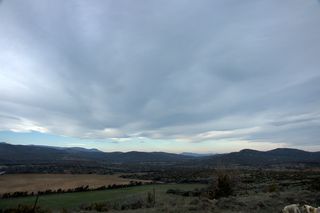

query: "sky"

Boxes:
[0, 0, 320, 153]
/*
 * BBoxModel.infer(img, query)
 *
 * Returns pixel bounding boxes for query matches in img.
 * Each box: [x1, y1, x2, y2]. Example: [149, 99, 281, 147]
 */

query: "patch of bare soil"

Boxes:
[0, 174, 146, 194]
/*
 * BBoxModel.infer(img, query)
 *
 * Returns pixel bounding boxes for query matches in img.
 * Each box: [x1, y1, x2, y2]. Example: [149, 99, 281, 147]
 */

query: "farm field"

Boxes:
[1, 182, 320, 213]
[0, 170, 320, 212]
[0, 183, 205, 211]
[0, 173, 146, 194]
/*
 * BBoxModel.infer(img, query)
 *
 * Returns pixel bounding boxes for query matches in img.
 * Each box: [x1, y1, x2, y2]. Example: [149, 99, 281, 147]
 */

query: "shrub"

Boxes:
[207, 171, 235, 199]
[61, 208, 68, 213]
[81, 195, 150, 212]
[121, 199, 144, 210]
[309, 177, 320, 191]
[147, 189, 156, 207]
[267, 182, 278, 193]
[81, 202, 110, 212]
[166, 188, 201, 197]
[3, 204, 50, 213]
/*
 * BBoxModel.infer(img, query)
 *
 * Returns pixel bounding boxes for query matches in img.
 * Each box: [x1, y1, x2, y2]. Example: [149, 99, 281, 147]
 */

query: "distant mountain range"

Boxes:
[180, 152, 214, 157]
[0, 142, 320, 167]
[202, 148, 320, 166]
[0, 142, 193, 164]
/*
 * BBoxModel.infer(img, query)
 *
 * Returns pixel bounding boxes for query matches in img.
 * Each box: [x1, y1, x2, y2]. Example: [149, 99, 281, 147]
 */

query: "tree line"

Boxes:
[1, 181, 146, 199]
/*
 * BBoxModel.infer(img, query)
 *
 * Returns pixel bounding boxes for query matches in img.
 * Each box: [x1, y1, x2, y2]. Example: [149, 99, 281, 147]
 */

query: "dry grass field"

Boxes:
[0, 174, 145, 194]
[1, 170, 320, 212]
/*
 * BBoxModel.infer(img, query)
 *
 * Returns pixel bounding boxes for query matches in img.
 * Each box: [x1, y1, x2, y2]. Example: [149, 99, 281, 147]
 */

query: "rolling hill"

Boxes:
[0, 142, 193, 164]
[1, 142, 320, 167]
[203, 148, 320, 166]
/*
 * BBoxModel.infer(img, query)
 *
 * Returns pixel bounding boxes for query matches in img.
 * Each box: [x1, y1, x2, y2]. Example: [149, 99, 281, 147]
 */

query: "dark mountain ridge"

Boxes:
[204, 148, 320, 166]
[0, 142, 193, 164]
[0, 142, 319, 167]
[180, 152, 214, 157]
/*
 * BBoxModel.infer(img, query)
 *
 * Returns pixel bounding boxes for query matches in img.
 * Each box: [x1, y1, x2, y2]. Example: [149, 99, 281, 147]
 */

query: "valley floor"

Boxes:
[1, 169, 320, 212]
[0, 174, 146, 194]
[1, 183, 320, 213]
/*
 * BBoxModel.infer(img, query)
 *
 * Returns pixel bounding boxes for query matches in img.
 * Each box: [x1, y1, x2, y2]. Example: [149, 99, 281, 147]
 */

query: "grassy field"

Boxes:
[0, 184, 205, 211]
[1, 170, 320, 212]
[0, 174, 146, 194]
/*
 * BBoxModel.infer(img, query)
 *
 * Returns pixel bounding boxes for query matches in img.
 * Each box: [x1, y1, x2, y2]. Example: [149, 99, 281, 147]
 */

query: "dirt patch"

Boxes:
[0, 174, 147, 194]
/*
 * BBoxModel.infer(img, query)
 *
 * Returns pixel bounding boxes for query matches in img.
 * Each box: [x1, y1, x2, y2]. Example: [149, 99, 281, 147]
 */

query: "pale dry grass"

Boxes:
[0, 174, 146, 194]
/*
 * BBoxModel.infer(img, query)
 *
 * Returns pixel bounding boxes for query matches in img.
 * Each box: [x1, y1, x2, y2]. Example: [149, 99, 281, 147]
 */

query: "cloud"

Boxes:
[0, 115, 48, 133]
[175, 127, 262, 143]
[83, 128, 128, 139]
[0, 0, 320, 148]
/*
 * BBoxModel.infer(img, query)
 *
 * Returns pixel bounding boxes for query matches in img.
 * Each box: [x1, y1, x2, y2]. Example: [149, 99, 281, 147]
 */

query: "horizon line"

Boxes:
[1, 141, 319, 154]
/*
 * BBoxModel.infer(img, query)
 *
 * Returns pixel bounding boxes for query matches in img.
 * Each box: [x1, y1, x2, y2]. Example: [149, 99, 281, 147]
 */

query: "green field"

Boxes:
[0, 184, 205, 211]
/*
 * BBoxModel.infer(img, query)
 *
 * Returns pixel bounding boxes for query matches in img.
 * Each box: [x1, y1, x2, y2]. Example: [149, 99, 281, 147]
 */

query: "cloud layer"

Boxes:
[0, 0, 320, 148]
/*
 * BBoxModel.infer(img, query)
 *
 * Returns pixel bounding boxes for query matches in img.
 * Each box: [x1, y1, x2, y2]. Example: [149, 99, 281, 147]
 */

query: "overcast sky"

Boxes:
[0, 0, 320, 153]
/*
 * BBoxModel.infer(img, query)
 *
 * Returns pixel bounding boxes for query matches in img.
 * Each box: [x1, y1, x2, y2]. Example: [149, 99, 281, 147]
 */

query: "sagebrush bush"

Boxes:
[147, 191, 155, 206]
[267, 182, 278, 193]
[215, 173, 234, 198]
[310, 177, 320, 191]
[206, 171, 235, 199]
[2, 204, 50, 213]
